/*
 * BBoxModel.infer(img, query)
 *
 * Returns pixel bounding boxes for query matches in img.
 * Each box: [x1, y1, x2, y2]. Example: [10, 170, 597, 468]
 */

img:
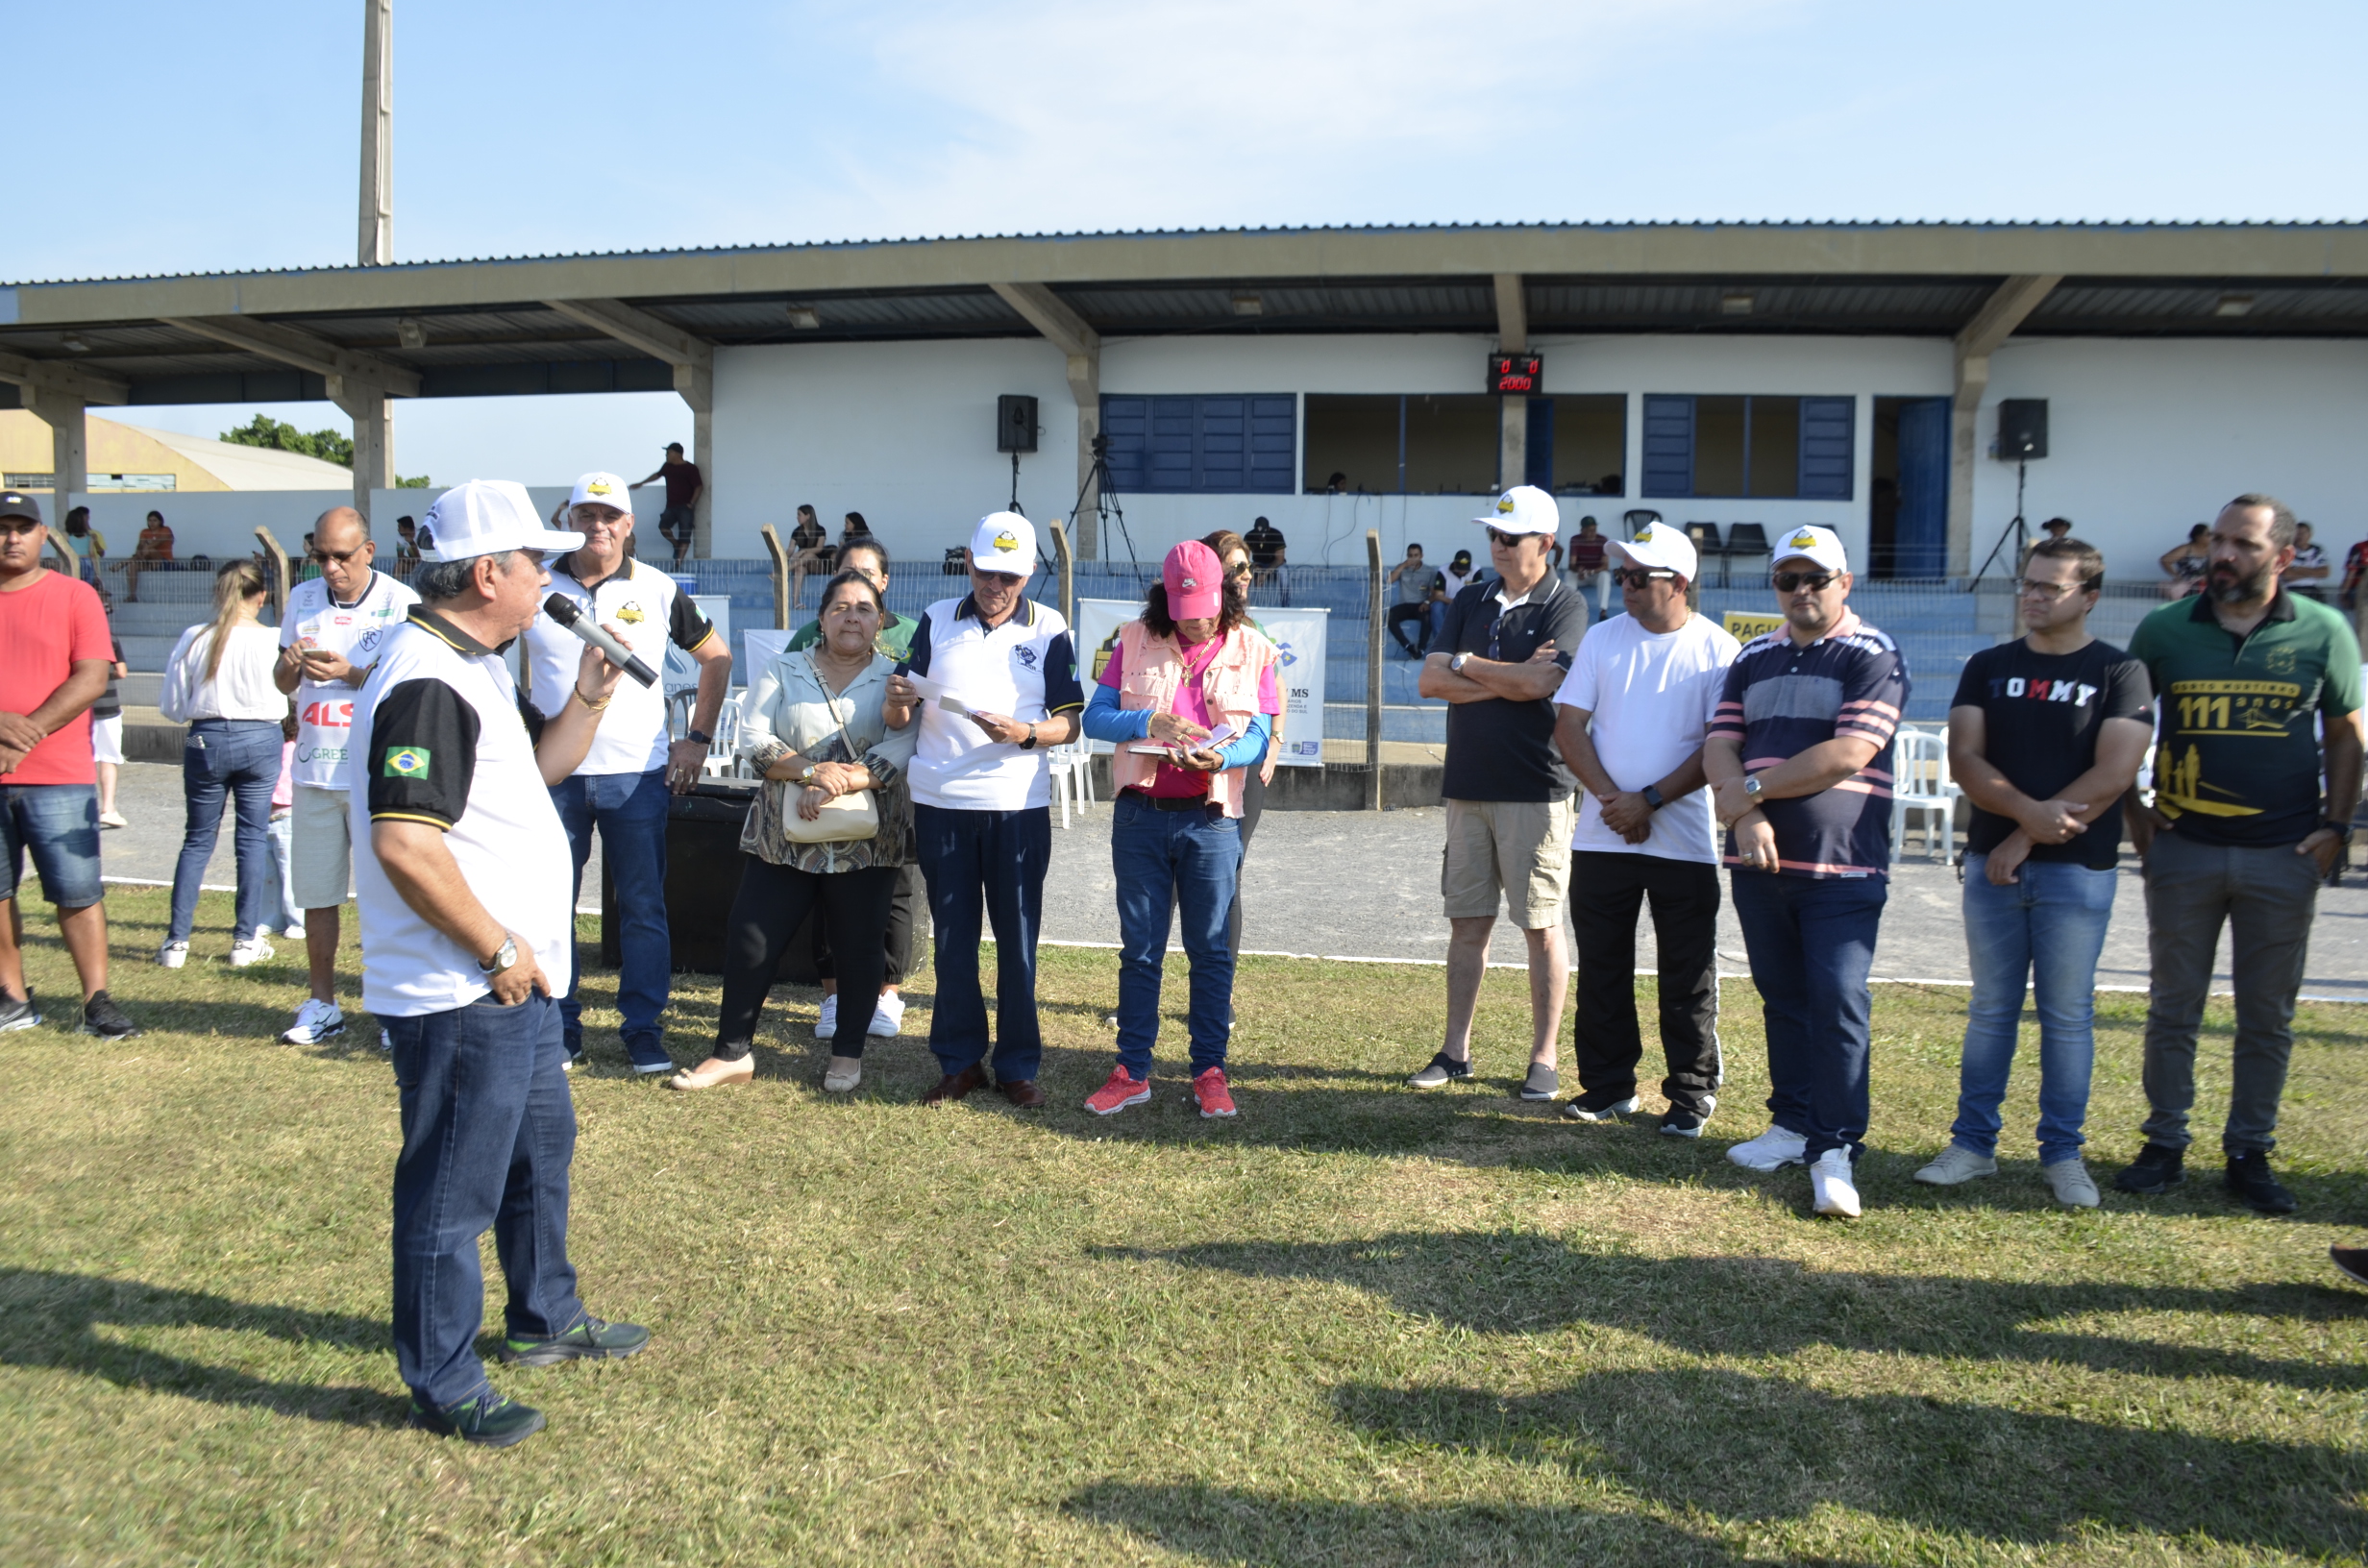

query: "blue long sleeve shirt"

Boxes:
[1082, 683, 1271, 771]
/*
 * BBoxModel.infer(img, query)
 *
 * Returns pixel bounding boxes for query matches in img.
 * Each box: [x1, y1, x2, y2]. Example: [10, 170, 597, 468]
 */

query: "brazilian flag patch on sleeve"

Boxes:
[382, 746, 432, 779]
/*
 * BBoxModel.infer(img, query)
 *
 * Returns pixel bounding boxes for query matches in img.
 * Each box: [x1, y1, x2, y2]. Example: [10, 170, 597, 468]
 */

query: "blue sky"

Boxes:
[17, 0, 2366, 482]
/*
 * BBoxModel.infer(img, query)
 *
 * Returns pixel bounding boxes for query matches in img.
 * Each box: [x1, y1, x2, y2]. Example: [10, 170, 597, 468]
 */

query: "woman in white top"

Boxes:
[158, 560, 290, 968]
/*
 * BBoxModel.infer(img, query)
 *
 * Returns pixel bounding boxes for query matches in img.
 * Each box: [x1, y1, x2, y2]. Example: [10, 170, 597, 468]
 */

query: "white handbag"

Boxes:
[778, 657, 882, 845]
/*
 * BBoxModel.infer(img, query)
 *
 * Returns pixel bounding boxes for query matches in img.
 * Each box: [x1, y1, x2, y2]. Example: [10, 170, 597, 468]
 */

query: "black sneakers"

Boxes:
[2111, 1142, 2184, 1195]
[497, 1314, 653, 1366]
[2331, 1247, 2368, 1288]
[0, 991, 39, 1033]
[408, 1390, 546, 1448]
[1560, 1090, 1639, 1123]
[1405, 1051, 1473, 1090]
[1517, 1064, 1560, 1102]
[79, 992, 137, 1040]
[2225, 1150, 2299, 1215]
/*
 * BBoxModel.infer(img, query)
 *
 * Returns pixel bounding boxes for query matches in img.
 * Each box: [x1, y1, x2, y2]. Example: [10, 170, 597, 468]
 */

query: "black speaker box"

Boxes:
[1997, 399, 2048, 459]
[997, 394, 1039, 453]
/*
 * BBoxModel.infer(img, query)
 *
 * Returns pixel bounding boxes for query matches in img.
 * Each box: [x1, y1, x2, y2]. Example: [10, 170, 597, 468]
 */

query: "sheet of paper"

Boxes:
[1126, 721, 1242, 756]
[901, 671, 974, 716]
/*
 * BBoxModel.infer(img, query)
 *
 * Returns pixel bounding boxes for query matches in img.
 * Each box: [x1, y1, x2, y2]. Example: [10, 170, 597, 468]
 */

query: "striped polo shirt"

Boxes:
[1707, 608, 1910, 879]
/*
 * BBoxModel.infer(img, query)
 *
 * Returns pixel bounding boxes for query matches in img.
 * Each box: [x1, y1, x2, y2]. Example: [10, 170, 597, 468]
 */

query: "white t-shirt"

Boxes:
[159, 622, 290, 723]
[1553, 611, 1741, 865]
[280, 570, 419, 791]
[522, 557, 718, 776]
[350, 613, 576, 1017]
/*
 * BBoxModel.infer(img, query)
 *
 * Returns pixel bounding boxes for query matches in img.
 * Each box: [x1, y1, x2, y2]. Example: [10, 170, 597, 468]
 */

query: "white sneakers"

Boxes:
[814, 994, 839, 1041]
[281, 998, 346, 1045]
[1810, 1149, 1862, 1218]
[156, 941, 188, 968]
[869, 992, 905, 1038]
[2044, 1158, 2101, 1209]
[229, 937, 275, 968]
[1725, 1124, 1809, 1172]
[1913, 1145, 1997, 1186]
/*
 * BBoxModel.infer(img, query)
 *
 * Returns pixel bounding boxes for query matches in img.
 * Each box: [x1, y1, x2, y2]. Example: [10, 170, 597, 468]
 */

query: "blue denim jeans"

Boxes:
[1729, 870, 1887, 1161]
[0, 784, 103, 907]
[1112, 792, 1242, 1077]
[168, 719, 281, 943]
[915, 802, 1050, 1084]
[387, 992, 582, 1410]
[551, 769, 672, 1062]
[1952, 855, 2118, 1164]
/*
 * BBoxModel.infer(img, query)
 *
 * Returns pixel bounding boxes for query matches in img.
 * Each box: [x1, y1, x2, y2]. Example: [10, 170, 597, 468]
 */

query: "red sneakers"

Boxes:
[1085, 1067, 1152, 1116]
[1189, 1066, 1238, 1118]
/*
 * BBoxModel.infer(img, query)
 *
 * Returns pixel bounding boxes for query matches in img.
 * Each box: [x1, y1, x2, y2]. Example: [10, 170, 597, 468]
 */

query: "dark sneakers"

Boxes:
[1406, 1051, 1473, 1090]
[409, 1390, 546, 1448]
[0, 991, 39, 1033]
[2111, 1143, 2185, 1195]
[498, 1314, 653, 1366]
[1561, 1090, 1639, 1123]
[2225, 1150, 2299, 1215]
[2331, 1247, 2368, 1288]
[79, 992, 137, 1040]
[1517, 1064, 1560, 1102]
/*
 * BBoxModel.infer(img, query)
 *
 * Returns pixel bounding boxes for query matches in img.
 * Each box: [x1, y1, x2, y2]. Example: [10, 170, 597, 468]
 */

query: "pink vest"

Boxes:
[1109, 619, 1277, 817]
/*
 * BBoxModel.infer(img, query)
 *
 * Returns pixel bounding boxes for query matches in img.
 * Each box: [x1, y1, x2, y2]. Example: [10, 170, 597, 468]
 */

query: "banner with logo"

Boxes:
[1723, 611, 1786, 643]
[1074, 599, 1327, 768]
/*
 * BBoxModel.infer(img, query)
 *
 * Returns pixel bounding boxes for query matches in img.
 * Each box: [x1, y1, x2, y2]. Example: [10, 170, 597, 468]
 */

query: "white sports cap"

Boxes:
[969, 511, 1036, 575]
[1607, 519, 1697, 582]
[418, 479, 584, 562]
[1770, 524, 1849, 576]
[567, 472, 632, 516]
[1472, 484, 1560, 537]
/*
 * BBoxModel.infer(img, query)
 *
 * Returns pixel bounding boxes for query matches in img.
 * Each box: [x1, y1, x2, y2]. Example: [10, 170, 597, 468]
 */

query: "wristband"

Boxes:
[574, 685, 613, 712]
[2321, 818, 2355, 844]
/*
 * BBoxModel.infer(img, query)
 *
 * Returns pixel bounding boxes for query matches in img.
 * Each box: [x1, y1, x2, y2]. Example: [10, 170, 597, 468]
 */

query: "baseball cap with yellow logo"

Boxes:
[968, 511, 1036, 576]
[568, 471, 632, 519]
[1470, 483, 1560, 537]
[1607, 519, 1697, 582]
[1770, 524, 1848, 576]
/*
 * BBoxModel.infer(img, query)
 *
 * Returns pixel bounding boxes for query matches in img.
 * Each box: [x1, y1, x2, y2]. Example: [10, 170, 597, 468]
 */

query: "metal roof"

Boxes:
[4, 223, 2365, 408]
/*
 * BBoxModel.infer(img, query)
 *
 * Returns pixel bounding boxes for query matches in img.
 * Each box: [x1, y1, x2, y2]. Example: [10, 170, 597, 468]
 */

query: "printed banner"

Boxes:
[1074, 600, 1327, 768]
[1723, 611, 1786, 643]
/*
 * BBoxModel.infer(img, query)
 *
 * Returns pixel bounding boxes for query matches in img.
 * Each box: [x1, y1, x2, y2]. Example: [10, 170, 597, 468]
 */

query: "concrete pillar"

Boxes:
[1946, 351, 1987, 579]
[1068, 351, 1099, 561]
[358, 0, 393, 266]
[1499, 395, 1527, 492]
[677, 361, 713, 558]
[331, 380, 393, 523]
[26, 387, 86, 503]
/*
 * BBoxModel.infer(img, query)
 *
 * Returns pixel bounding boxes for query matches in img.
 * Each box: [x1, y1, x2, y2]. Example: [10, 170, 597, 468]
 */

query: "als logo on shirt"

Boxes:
[382, 746, 432, 779]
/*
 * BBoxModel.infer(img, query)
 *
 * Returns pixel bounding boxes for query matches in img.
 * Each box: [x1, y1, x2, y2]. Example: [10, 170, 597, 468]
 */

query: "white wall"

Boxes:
[1972, 338, 2368, 581]
[61, 490, 356, 561]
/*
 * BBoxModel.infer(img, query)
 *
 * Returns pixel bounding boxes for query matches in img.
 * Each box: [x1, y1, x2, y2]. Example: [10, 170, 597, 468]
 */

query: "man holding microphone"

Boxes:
[354, 480, 650, 1447]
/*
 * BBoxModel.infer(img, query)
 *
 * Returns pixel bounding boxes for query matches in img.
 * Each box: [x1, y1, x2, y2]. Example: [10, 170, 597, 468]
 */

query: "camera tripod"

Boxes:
[1967, 457, 2032, 588]
[1067, 433, 1138, 564]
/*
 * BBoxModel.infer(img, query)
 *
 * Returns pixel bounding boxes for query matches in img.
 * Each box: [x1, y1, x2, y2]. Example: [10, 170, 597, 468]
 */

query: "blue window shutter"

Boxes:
[1247, 396, 1295, 493]
[1798, 396, 1855, 501]
[1524, 399, 1555, 490]
[1149, 396, 1196, 491]
[1101, 396, 1150, 491]
[1641, 395, 1694, 498]
[1097, 393, 1295, 493]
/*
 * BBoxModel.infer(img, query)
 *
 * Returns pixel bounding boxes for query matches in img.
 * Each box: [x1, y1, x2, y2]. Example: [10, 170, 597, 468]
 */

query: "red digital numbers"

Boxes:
[1489, 354, 1543, 394]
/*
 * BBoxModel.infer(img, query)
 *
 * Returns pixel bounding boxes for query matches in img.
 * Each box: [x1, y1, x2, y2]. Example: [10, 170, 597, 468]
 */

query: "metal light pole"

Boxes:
[359, 0, 393, 266]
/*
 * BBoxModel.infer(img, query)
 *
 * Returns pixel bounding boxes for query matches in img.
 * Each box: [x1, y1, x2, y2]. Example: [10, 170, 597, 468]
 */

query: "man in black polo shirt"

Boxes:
[1404, 486, 1588, 1101]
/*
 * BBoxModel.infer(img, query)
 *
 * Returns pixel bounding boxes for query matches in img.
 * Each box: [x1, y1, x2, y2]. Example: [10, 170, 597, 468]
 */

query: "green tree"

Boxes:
[396, 475, 432, 488]
[219, 414, 354, 469]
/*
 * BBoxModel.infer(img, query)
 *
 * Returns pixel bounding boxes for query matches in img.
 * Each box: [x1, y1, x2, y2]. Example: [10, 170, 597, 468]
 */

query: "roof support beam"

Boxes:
[541, 298, 716, 555]
[1495, 273, 1528, 494]
[0, 349, 131, 405]
[0, 354, 129, 522]
[1947, 274, 2060, 576]
[160, 315, 421, 397]
[992, 283, 1103, 559]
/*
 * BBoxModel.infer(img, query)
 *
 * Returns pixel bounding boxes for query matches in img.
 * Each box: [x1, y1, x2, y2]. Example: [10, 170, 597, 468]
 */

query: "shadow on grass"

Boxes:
[0, 1266, 404, 1428]
[1106, 1232, 2368, 1392]
[1329, 1367, 2368, 1556]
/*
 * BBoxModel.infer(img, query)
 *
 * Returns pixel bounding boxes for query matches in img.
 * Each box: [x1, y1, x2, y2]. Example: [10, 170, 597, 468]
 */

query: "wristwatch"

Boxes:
[477, 935, 518, 975]
[796, 762, 819, 784]
[1450, 651, 1472, 674]
[2321, 818, 2354, 844]
[686, 728, 712, 747]
[1020, 723, 1039, 750]
[1741, 774, 1765, 801]
[1641, 784, 1666, 811]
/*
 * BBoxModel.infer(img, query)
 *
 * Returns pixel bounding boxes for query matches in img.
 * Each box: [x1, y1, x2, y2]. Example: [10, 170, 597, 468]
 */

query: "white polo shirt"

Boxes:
[351, 609, 577, 1017]
[901, 594, 1084, 811]
[521, 555, 718, 776]
[280, 569, 419, 791]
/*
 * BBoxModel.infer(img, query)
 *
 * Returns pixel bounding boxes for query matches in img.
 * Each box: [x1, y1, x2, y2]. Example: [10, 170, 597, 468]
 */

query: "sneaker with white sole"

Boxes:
[1085, 1066, 1152, 1116]
[229, 937, 274, 968]
[97, 810, 129, 829]
[868, 991, 905, 1038]
[815, 993, 839, 1041]
[1405, 1051, 1473, 1090]
[281, 998, 346, 1045]
[1561, 1090, 1639, 1123]
[1726, 1123, 1809, 1171]
[2044, 1158, 2101, 1209]
[156, 941, 189, 969]
[0, 991, 39, 1032]
[1810, 1148, 1862, 1218]
[1912, 1145, 1997, 1186]
[1517, 1064, 1560, 1102]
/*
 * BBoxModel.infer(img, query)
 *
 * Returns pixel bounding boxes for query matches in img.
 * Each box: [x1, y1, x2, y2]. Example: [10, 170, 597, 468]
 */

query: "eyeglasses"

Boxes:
[1486, 528, 1530, 550]
[1771, 571, 1837, 594]
[1610, 568, 1678, 588]
[308, 544, 368, 566]
[2013, 576, 2091, 600]
[974, 570, 1024, 588]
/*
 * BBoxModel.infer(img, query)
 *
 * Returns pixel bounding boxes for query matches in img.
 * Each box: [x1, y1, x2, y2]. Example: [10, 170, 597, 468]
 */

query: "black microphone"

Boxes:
[541, 595, 658, 688]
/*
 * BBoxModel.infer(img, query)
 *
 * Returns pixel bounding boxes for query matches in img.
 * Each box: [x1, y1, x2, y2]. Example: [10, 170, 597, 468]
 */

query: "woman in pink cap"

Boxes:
[1078, 540, 1283, 1118]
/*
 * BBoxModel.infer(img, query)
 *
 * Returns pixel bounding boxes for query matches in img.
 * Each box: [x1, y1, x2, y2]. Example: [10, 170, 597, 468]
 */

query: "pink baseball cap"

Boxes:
[1164, 539, 1224, 619]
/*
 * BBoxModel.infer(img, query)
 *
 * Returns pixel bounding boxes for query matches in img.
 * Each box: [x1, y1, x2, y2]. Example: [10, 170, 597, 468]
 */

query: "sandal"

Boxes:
[669, 1056, 755, 1091]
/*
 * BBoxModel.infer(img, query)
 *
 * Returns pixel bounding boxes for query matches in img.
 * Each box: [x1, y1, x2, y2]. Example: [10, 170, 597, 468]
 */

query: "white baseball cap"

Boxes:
[1770, 524, 1849, 576]
[969, 511, 1036, 575]
[567, 472, 632, 516]
[1472, 484, 1560, 537]
[1607, 519, 1698, 582]
[418, 479, 584, 562]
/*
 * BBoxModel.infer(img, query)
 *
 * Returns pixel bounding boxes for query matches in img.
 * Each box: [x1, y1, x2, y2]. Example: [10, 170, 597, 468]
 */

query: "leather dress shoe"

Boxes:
[923, 1065, 986, 1105]
[998, 1078, 1047, 1108]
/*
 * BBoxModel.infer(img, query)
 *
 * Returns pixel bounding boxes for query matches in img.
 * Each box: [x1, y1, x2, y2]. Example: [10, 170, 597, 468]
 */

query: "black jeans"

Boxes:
[1386, 600, 1431, 653]
[716, 858, 900, 1059]
[1225, 767, 1266, 955]
[1569, 851, 1722, 1115]
[807, 862, 922, 985]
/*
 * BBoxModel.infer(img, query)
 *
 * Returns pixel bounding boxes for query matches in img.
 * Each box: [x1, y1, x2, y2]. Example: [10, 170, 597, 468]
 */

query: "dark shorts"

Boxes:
[0, 784, 104, 907]
[658, 507, 696, 542]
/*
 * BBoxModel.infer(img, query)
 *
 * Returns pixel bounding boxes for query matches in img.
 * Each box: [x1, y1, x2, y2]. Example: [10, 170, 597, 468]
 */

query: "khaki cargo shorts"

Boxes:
[290, 783, 356, 911]
[1441, 795, 1576, 928]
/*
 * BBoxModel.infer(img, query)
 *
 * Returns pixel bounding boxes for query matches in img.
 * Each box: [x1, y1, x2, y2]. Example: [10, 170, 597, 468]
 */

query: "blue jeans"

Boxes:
[387, 992, 582, 1410]
[168, 719, 280, 943]
[1953, 855, 2118, 1164]
[0, 784, 103, 907]
[1729, 870, 1887, 1161]
[1112, 792, 1242, 1077]
[915, 802, 1051, 1084]
[551, 770, 672, 1062]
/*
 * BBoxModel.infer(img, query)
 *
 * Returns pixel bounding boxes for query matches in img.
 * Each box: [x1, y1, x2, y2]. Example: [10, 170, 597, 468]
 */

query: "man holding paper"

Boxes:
[884, 514, 1083, 1107]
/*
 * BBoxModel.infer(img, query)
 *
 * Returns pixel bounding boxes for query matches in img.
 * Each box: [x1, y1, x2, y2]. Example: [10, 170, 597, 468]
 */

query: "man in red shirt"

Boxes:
[630, 442, 703, 566]
[0, 492, 136, 1037]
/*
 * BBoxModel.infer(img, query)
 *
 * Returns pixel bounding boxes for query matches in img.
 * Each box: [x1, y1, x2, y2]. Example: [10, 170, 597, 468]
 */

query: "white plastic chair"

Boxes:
[1047, 739, 1097, 828]
[1890, 725, 1959, 861]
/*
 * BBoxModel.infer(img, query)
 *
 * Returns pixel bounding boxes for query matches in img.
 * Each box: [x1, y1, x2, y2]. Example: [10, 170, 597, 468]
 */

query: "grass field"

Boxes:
[4, 885, 2367, 1566]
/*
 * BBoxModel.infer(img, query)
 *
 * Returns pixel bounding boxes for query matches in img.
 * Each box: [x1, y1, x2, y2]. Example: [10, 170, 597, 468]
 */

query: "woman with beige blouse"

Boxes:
[671, 571, 918, 1093]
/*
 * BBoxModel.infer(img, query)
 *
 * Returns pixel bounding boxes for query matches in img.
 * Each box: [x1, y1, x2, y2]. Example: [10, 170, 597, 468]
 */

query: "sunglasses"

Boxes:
[308, 544, 369, 566]
[1610, 568, 1677, 589]
[1486, 528, 1532, 550]
[975, 570, 1024, 588]
[1771, 571, 1837, 594]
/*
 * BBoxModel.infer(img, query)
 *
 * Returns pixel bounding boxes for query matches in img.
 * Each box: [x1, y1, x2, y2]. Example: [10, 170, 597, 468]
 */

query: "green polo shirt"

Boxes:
[2126, 588, 2362, 847]
[784, 609, 915, 660]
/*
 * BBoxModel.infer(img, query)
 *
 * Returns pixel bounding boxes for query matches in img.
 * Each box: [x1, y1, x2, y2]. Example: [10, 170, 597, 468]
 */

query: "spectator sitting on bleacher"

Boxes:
[123, 510, 173, 602]
[2159, 523, 2209, 600]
